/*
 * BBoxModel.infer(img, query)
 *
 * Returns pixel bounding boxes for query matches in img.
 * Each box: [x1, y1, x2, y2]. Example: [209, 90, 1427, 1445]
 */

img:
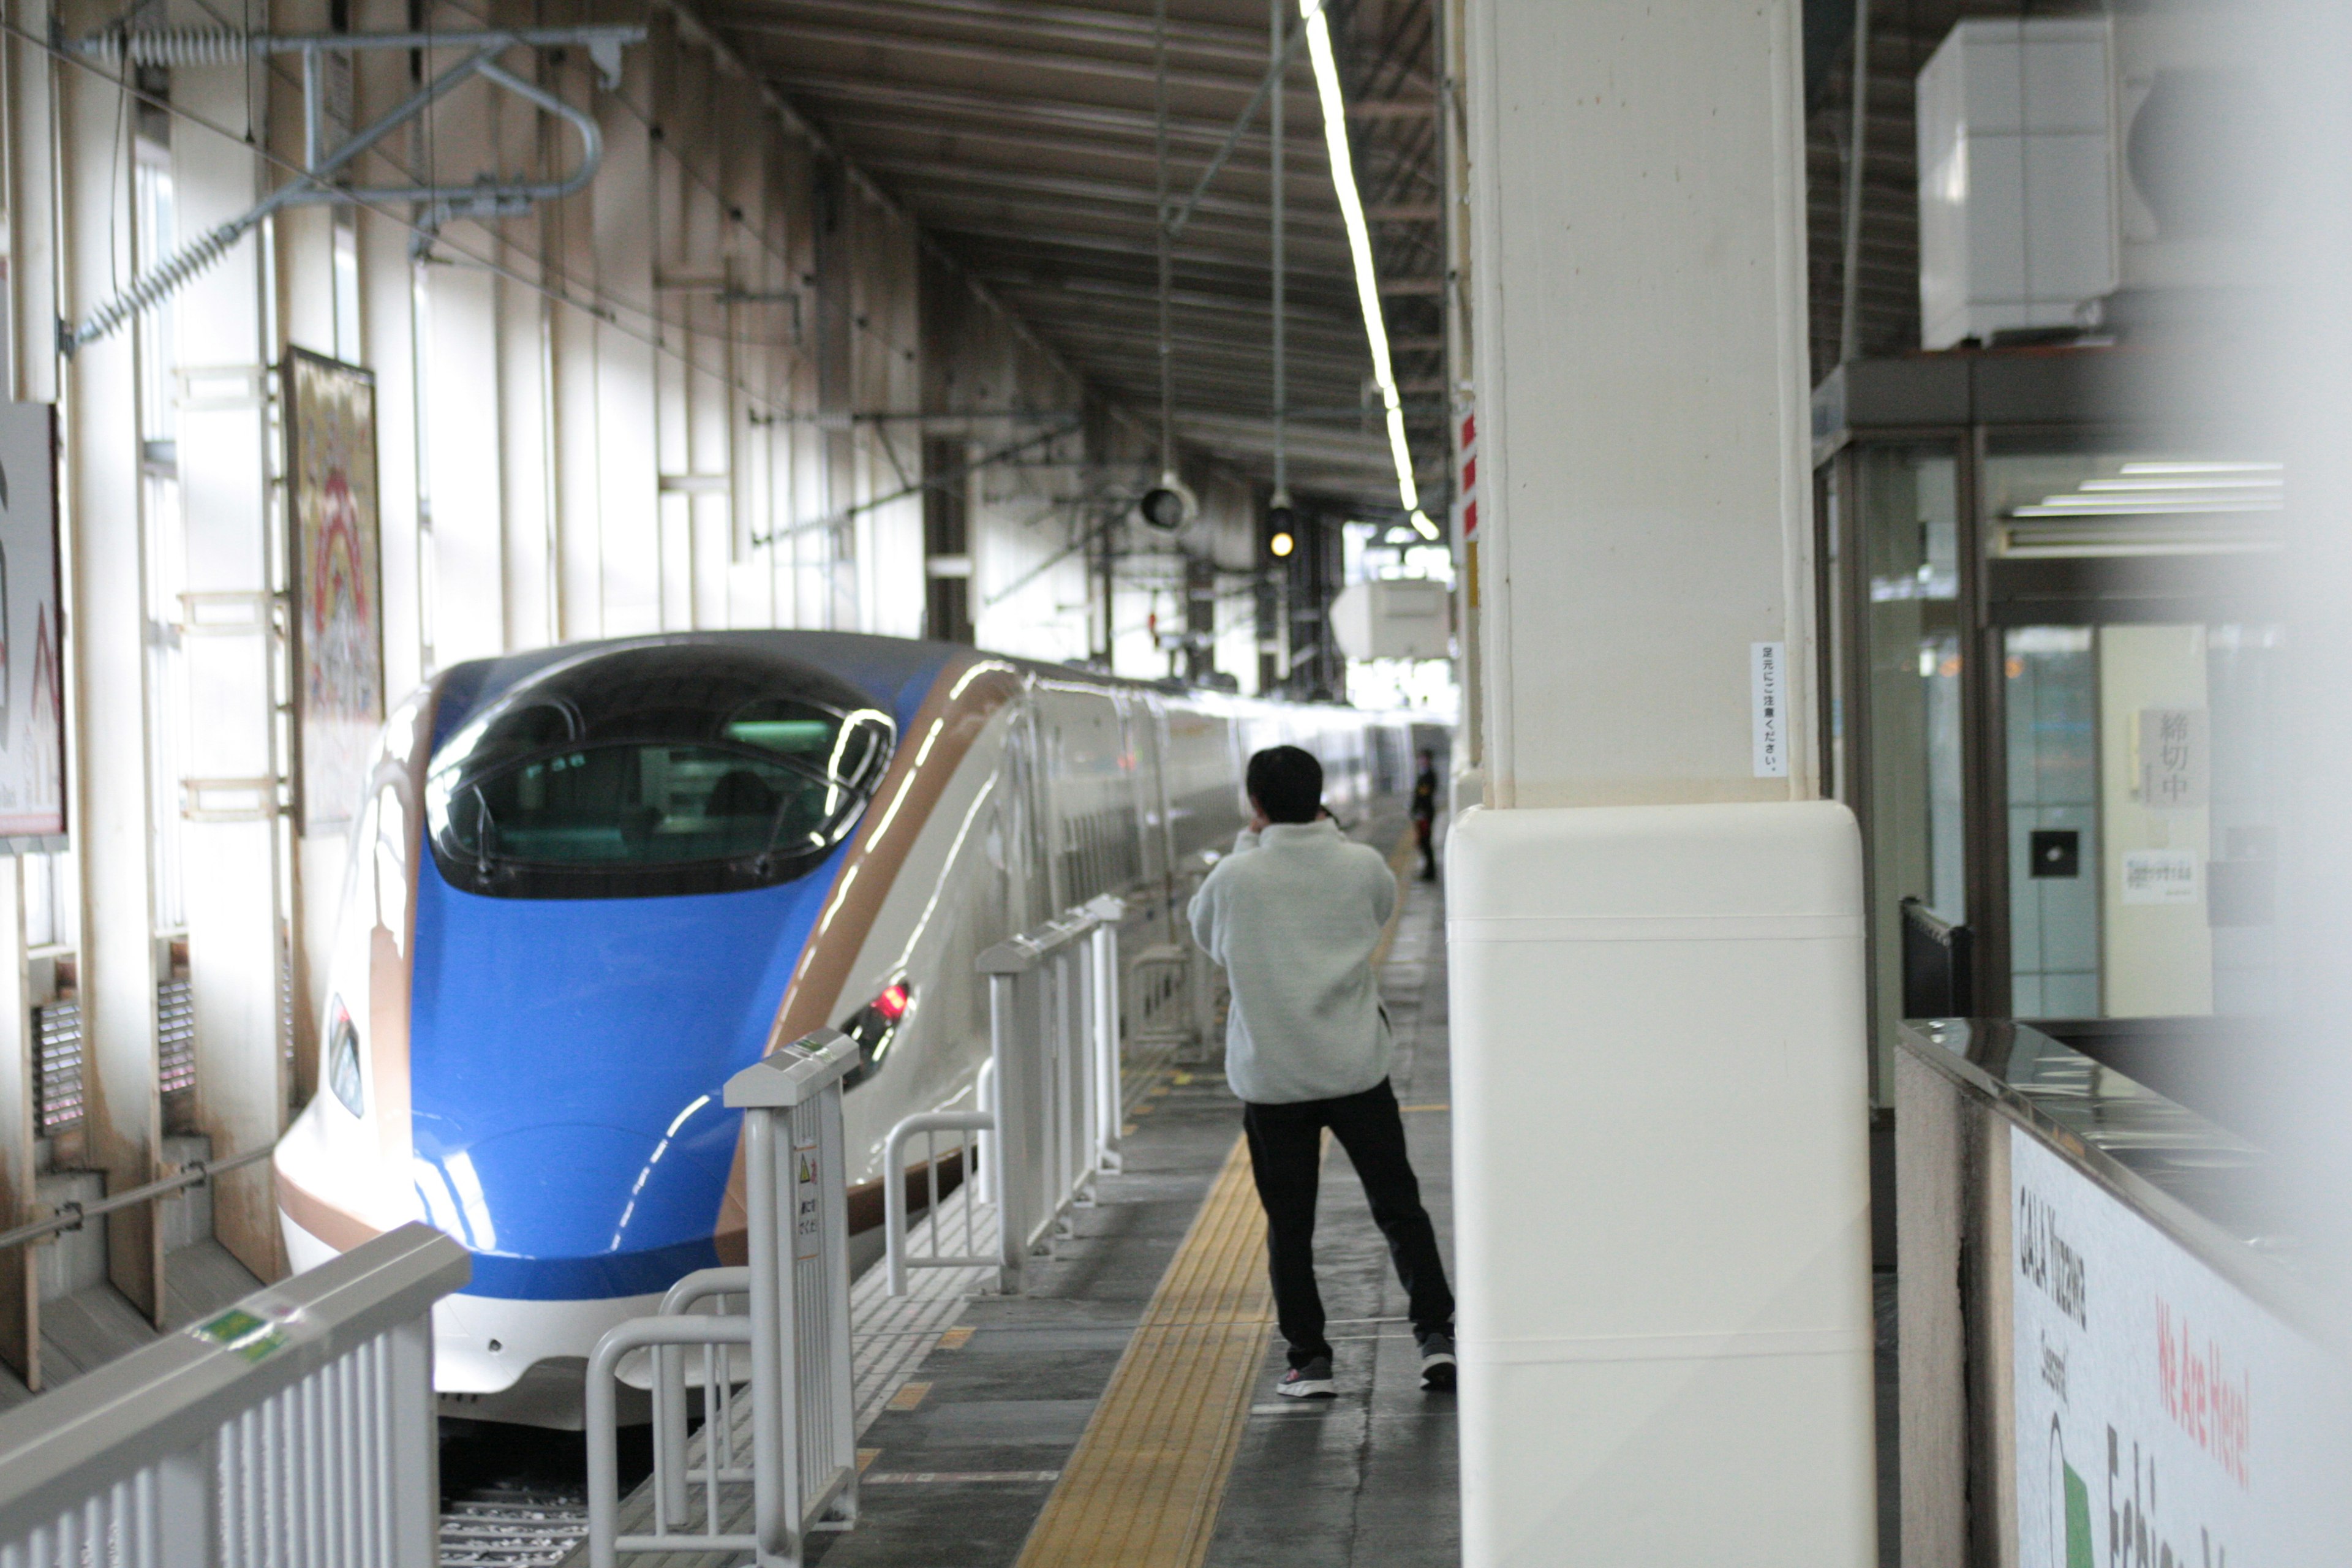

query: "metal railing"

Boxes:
[0, 1146, 274, 1255]
[884, 895, 1125, 1297]
[1129, 854, 1221, 1056]
[1899, 895, 1975, 1019]
[586, 1030, 860, 1568]
[0, 1223, 468, 1567]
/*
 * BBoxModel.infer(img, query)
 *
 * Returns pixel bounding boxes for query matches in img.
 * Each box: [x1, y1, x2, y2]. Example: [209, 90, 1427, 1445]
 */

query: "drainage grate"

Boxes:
[157, 976, 196, 1098]
[439, 1495, 588, 1567]
[32, 999, 83, 1134]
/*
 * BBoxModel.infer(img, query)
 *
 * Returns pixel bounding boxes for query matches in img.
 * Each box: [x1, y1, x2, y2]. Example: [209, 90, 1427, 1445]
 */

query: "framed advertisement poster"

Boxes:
[0, 403, 62, 846]
[284, 350, 383, 834]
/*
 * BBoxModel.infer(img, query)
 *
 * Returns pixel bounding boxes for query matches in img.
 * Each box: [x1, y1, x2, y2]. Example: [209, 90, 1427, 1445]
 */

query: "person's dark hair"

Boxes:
[1246, 745, 1323, 824]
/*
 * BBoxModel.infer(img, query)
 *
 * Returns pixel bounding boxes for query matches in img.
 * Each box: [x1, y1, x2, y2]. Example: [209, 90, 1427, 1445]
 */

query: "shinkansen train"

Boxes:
[271, 631, 1428, 1424]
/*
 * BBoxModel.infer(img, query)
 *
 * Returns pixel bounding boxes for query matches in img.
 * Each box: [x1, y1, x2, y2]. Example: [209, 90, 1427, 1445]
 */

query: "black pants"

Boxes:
[1414, 816, 1436, 878]
[1242, 1077, 1454, 1368]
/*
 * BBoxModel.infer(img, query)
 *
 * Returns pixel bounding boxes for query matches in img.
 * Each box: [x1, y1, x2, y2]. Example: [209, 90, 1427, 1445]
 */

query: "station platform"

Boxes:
[545, 876, 1458, 1568]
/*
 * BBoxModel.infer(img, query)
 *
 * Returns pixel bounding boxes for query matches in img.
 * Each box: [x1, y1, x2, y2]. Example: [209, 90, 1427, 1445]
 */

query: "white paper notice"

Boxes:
[1750, 641, 1788, 778]
[2120, 849, 2199, 905]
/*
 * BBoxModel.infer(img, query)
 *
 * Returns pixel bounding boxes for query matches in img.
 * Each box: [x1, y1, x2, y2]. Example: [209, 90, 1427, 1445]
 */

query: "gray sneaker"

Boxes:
[1277, 1357, 1336, 1398]
[1417, 1333, 1457, 1391]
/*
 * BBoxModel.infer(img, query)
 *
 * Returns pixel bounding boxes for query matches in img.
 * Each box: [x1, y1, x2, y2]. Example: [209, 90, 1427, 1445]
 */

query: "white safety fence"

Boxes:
[884, 894, 1127, 1297]
[1128, 854, 1221, 1057]
[0, 1223, 469, 1568]
[586, 1030, 859, 1568]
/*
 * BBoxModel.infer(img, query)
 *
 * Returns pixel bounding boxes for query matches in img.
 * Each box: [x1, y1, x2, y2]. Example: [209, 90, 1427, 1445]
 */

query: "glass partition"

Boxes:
[1850, 444, 1968, 1077]
[1829, 424, 2288, 1096]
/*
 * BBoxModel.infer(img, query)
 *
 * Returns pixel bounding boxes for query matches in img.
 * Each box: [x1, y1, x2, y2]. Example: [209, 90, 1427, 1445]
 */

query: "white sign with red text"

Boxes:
[2010, 1123, 2352, 1567]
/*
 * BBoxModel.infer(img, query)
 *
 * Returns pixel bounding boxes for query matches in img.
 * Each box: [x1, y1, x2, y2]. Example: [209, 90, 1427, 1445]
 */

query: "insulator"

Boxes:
[81, 29, 252, 67]
[70, 219, 251, 352]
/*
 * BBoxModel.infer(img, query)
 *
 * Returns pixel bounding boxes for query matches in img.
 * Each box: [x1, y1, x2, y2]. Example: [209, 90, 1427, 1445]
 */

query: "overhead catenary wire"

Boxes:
[749, 421, 1082, 548]
[1162, 17, 1310, 243]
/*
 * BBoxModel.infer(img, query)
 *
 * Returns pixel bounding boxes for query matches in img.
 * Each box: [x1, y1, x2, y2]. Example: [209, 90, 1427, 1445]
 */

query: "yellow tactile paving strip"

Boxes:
[1013, 1132, 1272, 1568]
[1016, 829, 1417, 1567]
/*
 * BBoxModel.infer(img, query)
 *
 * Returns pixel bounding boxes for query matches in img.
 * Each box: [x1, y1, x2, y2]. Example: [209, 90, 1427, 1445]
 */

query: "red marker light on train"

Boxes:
[875, 983, 910, 1022]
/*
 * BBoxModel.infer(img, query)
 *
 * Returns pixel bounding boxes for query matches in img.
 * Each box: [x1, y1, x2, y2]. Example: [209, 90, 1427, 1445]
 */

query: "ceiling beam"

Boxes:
[760, 71, 1309, 157]
[718, 16, 1322, 107]
[710, 0, 1272, 61]
[849, 154, 1345, 234]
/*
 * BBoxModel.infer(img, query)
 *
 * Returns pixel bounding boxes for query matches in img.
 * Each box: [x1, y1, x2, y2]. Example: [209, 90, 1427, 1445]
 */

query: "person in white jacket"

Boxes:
[1188, 744, 1455, 1398]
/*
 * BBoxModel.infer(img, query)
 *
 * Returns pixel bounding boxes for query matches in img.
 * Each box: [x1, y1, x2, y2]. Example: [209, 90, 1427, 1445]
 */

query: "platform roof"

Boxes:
[699, 0, 1448, 518]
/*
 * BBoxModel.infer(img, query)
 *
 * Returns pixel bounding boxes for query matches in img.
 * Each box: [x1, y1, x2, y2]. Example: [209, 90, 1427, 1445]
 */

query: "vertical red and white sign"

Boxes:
[1453, 411, 1477, 543]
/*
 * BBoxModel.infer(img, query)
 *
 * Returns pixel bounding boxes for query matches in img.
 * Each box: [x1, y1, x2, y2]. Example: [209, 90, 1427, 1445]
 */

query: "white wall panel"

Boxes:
[170, 31, 286, 1282]
[61, 36, 162, 1319]
[421, 264, 507, 667]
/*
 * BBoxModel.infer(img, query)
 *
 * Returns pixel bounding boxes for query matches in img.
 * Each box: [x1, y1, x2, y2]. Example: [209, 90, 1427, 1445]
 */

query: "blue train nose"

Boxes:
[415, 1121, 739, 1299]
[407, 854, 839, 1302]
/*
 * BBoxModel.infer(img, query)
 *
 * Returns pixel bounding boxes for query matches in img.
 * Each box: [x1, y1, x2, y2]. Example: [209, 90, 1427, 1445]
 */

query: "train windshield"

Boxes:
[424, 643, 895, 898]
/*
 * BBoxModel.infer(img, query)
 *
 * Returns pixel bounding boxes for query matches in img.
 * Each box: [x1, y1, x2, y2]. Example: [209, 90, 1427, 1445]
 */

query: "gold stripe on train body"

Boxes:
[275, 676, 449, 1254]
[375, 679, 445, 1172]
[274, 1171, 385, 1253]
[712, 652, 1030, 1262]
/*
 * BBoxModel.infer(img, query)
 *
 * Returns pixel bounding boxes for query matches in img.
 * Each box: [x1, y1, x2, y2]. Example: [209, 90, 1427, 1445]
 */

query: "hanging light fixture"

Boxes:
[1140, 0, 1197, 533]
[1299, 0, 1438, 541]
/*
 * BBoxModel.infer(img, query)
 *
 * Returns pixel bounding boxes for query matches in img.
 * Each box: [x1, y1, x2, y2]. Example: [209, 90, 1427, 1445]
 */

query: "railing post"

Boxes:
[985, 968, 1030, 1295]
[743, 1103, 786, 1563]
[1091, 919, 1123, 1174]
[974, 1058, 997, 1205]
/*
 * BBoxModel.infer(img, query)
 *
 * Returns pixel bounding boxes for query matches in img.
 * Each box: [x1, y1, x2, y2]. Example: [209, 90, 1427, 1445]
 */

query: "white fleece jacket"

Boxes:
[1186, 820, 1396, 1105]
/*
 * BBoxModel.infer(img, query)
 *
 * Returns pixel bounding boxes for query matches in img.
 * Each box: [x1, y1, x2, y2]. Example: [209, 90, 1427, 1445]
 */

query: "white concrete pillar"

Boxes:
[61, 24, 164, 1322]
[1, 0, 63, 1387]
[1451, 2, 1874, 1562]
[592, 50, 660, 639]
[170, 30, 289, 1281]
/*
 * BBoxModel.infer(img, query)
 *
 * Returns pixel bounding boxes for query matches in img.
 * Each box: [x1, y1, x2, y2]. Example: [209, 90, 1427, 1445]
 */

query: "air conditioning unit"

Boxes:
[1915, 17, 2118, 350]
[1914, 7, 2268, 349]
[1329, 579, 1450, 662]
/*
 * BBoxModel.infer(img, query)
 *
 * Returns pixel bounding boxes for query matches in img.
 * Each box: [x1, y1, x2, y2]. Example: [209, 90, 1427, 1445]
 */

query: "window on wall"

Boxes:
[135, 135, 189, 940]
[332, 209, 362, 364]
[922, 437, 973, 644]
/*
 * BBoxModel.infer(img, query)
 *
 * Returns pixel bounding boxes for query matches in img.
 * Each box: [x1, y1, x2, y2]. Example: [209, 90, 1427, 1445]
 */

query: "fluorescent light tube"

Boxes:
[1302, 0, 1425, 526]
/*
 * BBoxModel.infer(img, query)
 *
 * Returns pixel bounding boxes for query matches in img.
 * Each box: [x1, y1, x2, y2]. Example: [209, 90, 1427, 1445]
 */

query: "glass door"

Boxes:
[1831, 441, 1971, 1096]
[1983, 442, 2284, 1022]
[2003, 621, 2283, 1020]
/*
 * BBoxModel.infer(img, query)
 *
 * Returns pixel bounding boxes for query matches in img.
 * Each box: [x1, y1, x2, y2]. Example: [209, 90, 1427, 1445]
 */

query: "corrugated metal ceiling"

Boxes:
[704, 0, 1447, 515]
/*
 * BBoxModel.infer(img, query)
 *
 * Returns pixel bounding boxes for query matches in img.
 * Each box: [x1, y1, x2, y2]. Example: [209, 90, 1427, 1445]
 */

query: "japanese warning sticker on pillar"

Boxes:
[1750, 641, 1789, 778]
[794, 1139, 822, 1261]
[2010, 1124, 2352, 1568]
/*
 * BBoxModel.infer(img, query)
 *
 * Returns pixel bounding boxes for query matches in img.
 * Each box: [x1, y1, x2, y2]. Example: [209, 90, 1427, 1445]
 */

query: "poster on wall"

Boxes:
[2011, 1123, 2352, 1566]
[284, 350, 383, 835]
[0, 403, 62, 843]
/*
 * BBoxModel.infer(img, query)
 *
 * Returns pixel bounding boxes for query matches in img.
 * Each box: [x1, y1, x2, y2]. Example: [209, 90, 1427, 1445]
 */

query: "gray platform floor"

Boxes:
[802, 875, 1461, 1568]
[0, 1238, 267, 1412]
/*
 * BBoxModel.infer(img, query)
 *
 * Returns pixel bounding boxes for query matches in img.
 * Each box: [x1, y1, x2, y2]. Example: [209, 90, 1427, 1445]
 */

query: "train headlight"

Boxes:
[839, 982, 912, 1090]
[327, 1000, 365, 1117]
